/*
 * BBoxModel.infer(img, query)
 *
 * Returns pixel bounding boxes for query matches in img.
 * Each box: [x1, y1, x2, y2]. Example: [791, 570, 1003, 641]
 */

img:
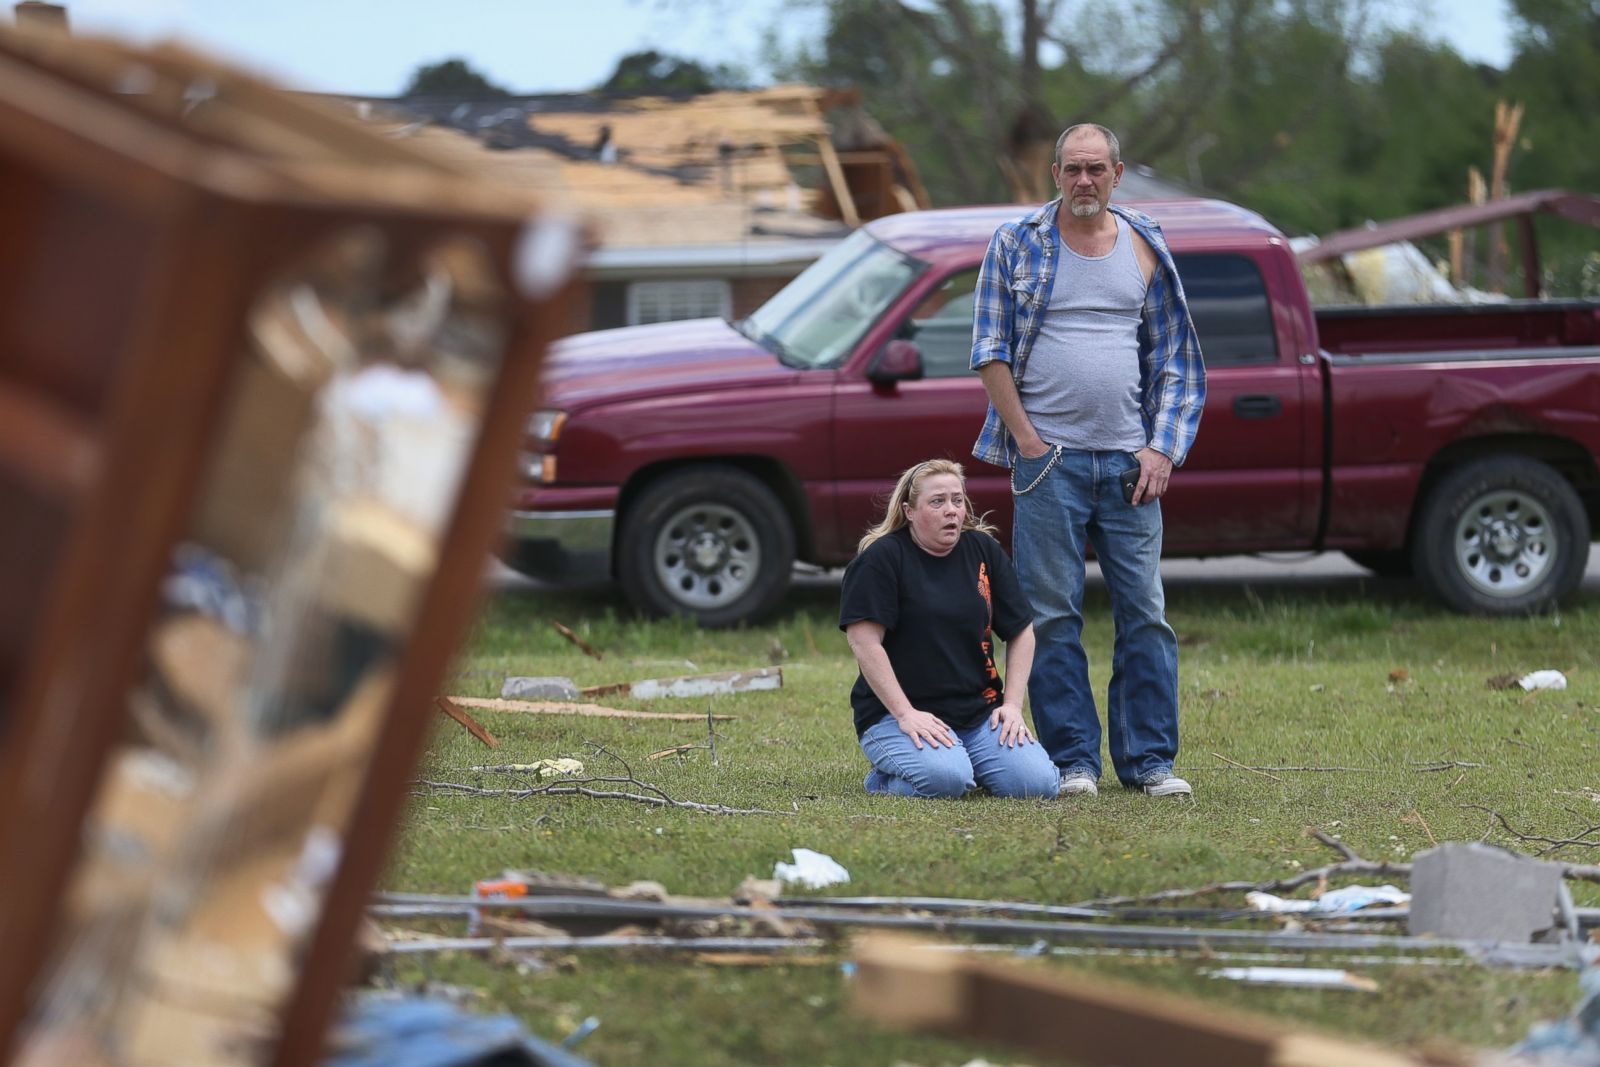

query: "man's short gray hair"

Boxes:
[1055, 123, 1121, 167]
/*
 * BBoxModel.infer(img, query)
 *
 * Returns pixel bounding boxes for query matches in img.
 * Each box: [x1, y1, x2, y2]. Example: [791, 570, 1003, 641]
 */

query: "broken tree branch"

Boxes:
[1309, 828, 1360, 863]
[417, 743, 783, 816]
[415, 777, 785, 816]
[1070, 827, 1405, 908]
[550, 619, 602, 659]
[1464, 805, 1600, 856]
[1211, 752, 1284, 782]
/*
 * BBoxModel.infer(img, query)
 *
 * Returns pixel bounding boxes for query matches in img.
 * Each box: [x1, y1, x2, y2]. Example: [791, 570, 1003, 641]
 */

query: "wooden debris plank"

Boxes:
[581, 666, 781, 701]
[849, 934, 1450, 1067]
[434, 696, 499, 749]
[447, 697, 735, 723]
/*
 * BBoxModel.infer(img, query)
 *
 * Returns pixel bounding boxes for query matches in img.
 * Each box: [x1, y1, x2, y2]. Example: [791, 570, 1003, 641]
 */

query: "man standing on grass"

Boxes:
[970, 122, 1205, 798]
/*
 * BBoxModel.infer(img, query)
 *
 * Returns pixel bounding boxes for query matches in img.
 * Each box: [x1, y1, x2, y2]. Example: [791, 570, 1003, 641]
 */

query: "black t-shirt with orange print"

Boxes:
[839, 527, 1034, 737]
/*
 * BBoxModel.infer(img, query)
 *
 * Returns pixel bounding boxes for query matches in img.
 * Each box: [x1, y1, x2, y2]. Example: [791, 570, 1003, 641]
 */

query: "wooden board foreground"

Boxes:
[447, 697, 736, 722]
[850, 934, 1470, 1067]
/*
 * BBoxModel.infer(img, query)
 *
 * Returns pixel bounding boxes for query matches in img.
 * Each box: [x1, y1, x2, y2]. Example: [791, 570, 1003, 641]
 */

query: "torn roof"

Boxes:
[334, 87, 877, 249]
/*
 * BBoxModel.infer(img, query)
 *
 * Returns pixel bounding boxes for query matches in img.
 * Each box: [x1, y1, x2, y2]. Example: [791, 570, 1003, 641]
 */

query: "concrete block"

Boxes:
[500, 675, 579, 701]
[1408, 842, 1562, 942]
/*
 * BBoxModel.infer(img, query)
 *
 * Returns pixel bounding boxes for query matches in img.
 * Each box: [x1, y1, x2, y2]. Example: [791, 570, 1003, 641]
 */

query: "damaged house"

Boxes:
[341, 85, 932, 333]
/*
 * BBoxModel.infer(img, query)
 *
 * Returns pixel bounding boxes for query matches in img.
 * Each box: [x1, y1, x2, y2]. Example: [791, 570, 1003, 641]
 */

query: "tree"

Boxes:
[769, 0, 1382, 213]
[1502, 0, 1600, 293]
[401, 58, 510, 98]
[599, 50, 745, 95]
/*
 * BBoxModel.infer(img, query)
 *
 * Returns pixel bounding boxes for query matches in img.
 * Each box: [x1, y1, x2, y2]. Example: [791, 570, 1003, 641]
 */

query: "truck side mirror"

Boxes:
[869, 339, 924, 383]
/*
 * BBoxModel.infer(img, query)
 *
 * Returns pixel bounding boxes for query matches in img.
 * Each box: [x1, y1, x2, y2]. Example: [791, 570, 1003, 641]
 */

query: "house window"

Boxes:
[626, 279, 732, 325]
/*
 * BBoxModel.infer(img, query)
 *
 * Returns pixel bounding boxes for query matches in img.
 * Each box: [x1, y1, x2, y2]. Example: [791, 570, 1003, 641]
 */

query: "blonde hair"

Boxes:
[857, 458, 998, 553]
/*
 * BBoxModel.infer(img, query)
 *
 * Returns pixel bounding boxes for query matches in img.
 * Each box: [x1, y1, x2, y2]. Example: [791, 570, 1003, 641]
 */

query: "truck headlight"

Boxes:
[519, 452, 557, 484]
[527, 409, 567, 445]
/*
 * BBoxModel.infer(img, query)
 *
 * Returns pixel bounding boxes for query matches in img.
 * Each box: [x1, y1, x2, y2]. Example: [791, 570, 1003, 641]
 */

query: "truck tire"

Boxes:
[1411, 456, 1590, 616]
[618, 466, 796, 627]
[1342, 549, 1412, 578]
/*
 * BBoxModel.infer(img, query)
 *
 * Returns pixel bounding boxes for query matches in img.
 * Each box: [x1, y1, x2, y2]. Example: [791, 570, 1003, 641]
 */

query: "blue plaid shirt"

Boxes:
[970, 199, 1206, 468]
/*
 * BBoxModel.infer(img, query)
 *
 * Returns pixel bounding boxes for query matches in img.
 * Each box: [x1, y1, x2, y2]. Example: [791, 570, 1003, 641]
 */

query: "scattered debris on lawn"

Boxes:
[646, 744, 700, 761]
[434, 695, 500, 748]
[1246, 884, 1410, 914]
[550, 619, 603, 659]
[369, 837, 1600, 978]
[774, 848, 851, 889]
[580, 666, 782, 700]
[446, 697, 736, 722]
[382, 934, 825, 956]
[501, 675, 580, 700]
[560, 1016, 600, 1051]
[414, 744, 782, 815]
[1206, 966, 1379, 992]
[468, 759, 584, 778]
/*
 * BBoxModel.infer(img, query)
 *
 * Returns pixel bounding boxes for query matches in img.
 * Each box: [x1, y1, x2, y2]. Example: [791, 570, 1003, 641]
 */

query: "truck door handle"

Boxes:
[1233, 394, 1281, 419]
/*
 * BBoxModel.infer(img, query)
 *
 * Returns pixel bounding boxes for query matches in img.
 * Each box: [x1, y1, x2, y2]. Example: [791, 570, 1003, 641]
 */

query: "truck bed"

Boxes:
[1316, 299, 1600, 357]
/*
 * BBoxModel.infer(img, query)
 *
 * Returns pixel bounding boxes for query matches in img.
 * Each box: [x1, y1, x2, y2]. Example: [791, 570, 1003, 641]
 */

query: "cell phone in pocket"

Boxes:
[1119, 466, 1141, 504]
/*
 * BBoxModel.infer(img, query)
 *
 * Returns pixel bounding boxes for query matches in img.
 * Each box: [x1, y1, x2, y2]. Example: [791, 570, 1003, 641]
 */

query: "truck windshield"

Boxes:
[741, 230, 924, 368]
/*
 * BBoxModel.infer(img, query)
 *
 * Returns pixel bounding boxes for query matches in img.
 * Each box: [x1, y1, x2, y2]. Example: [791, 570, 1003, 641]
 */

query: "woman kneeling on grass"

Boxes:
[841, 459, 1058, 799]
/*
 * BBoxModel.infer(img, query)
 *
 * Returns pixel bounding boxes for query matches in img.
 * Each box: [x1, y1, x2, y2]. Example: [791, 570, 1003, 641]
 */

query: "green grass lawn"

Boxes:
[384, 575, 1600, 1065]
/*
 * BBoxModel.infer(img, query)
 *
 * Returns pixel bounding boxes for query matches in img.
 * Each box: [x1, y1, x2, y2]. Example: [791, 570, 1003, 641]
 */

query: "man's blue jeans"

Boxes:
[858, 715, 1060, 799]
[1011, 445, 1180, 787]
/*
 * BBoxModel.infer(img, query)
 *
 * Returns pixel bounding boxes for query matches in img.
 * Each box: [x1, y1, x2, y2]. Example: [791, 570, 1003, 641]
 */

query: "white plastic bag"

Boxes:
[1519, 670, 1568, 691]
[773, 848, 850, 889]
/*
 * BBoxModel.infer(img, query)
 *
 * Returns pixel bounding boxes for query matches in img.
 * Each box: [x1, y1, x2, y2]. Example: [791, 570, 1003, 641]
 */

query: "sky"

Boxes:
[55, 0, 1515, 98]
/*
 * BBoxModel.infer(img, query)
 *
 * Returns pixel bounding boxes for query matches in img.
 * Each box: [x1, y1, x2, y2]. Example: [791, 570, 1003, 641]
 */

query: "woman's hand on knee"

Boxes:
[987, 702, 1035, 748]
[893, 708, 955, 750]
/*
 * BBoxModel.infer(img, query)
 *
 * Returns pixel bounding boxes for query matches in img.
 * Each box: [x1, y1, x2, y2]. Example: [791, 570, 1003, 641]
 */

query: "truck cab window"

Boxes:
[900, 268, 981, 378]
[1172, 253, 1278, 366]
[744, 230, 923, 368]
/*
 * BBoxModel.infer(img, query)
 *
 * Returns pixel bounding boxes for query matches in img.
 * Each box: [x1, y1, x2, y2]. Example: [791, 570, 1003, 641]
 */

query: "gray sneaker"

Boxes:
[1141, 772, 1192, 797]
[1059, 771, 1099, 797]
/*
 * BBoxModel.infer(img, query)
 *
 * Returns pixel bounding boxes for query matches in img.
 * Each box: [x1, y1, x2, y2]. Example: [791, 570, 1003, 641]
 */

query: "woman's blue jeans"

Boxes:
[1011, 445, 1180, 788]
[858, 715, 1060, 799]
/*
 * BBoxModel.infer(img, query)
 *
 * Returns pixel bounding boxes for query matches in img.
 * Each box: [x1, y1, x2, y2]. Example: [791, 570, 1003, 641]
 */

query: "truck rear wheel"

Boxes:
[618, 466, 795, 627]
[1412, 456, 1590, 615]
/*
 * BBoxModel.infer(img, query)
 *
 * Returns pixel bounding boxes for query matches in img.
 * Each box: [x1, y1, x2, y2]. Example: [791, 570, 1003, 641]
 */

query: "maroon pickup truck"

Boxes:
[509, 199, 1600, 625]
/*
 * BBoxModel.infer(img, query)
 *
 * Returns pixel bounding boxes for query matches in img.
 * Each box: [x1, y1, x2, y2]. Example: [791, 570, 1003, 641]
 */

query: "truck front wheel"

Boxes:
[618, 466, 796, 627]
[1412, 456, 1590, 615]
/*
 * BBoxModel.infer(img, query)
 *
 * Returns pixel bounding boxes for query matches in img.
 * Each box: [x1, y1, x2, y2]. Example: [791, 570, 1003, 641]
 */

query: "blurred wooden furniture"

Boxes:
[0, 25, 575, 1066]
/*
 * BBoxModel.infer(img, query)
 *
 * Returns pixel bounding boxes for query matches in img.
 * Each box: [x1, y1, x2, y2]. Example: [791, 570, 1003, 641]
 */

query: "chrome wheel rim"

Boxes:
[653, 502, 761, 610]
[1452, 488, 1555, 598]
